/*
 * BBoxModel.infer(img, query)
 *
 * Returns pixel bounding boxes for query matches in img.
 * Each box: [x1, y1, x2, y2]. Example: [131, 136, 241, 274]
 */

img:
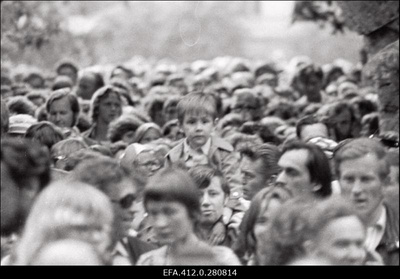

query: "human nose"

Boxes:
[201, 193, 210, 206]
[347, 244, 366, 264]
[351, 180, 363, 195]
[275, 171, 286, 187]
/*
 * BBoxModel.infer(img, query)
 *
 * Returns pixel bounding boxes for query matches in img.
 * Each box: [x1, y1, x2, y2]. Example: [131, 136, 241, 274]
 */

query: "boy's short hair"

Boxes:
[177, 91, 218, 124]
[188, 165, 230, 196]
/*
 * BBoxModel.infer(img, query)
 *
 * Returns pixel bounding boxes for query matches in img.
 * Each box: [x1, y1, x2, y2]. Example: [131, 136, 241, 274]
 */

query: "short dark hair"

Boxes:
[188, 165, 230, 196]
[144, 165, 201, 221]
[7, 96, 36, 116]
[24, 121, 65, 150]
[107, 115, 144, 143]
[239, 143, 281, 180]
[281, 141, 332, 198]
[1, 138, 51, 191]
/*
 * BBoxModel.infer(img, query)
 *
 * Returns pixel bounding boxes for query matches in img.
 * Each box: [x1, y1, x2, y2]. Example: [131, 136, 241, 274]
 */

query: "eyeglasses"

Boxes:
[111, 194, 136, 209]
[137, 161, 162, 170]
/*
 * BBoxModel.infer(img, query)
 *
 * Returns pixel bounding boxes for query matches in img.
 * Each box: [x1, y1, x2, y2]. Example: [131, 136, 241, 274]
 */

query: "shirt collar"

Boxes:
[183, 138, 211, 160]
[375, 205, 386, 232]
[113, 238, 129, 257]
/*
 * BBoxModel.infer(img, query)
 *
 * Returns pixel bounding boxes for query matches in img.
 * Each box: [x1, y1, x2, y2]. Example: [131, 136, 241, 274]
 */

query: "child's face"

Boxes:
[182, 112, 215, 150]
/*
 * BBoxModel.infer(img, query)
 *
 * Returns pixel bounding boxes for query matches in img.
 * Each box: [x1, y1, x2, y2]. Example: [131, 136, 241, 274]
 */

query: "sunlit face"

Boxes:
[240, 156, 267, 201]
[182, 112, 214, 150]
[146, 200, 194, 245]
[312, 216, 367, 265]
[98, 93, 122, 124]
[276, 149, 315, 198]
[339, 154, 385, 223]
[48, 97, 75, 128]
[107, 178, 138, 239]
[139, 128, 161, 144]
[199, 177, 227, 225]
[254, 198, 282, 245]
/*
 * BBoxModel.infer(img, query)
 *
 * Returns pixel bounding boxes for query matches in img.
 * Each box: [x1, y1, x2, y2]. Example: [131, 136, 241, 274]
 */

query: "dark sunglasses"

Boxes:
[111, 194, 136, 209]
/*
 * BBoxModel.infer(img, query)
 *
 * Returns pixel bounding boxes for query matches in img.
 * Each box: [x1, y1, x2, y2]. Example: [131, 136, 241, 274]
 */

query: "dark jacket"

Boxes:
[376, 201, 399, 266]
[125, 236, 157, 265]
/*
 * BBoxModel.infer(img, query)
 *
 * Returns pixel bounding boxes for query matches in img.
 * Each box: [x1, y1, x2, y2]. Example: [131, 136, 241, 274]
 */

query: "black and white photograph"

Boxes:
[1, 1, 398, 271]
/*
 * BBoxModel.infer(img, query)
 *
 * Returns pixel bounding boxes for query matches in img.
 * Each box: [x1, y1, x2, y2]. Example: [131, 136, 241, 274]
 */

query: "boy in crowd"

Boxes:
[165, 91, 243, 208]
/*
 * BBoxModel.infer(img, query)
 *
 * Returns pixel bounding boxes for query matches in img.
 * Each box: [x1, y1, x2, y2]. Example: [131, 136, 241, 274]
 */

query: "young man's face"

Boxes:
[276, 149, 315, 198]
[98, 93, 122, 124]
[339, 154, 385, 224]
[199, 177, 227, 226]
[240, 156, 267, 201]
[182, 112, 214, 150]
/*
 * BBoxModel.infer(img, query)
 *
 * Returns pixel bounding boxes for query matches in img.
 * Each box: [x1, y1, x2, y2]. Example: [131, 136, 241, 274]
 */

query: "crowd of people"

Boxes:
[1, 54, 398, 266]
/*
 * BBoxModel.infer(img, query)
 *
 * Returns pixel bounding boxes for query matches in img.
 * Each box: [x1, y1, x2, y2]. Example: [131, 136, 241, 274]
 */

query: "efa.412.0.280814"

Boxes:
[163, 268, 238, 277]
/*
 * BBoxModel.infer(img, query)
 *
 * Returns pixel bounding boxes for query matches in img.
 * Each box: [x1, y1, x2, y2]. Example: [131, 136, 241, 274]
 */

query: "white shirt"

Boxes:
[365, 206, 387, 252]
[112, 238, 132, 265]
[183, 138, 211, 167]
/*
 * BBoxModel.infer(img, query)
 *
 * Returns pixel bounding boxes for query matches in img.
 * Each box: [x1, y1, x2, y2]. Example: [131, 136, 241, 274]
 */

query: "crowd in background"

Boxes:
[1, 54, 398, 266]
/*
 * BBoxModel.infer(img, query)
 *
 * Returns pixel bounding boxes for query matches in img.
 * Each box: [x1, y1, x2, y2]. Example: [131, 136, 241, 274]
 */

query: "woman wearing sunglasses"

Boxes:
[70, 156, 157, 265]
[137, 165, 241, 265]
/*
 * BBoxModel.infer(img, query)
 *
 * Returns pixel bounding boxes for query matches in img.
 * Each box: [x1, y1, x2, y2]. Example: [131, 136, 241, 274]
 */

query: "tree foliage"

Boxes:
[291, 1, 346, 34]
[1, 1, 63, 50]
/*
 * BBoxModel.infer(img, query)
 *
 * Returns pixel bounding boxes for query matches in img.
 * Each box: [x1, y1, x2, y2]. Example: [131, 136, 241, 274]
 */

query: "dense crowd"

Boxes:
[1, 55, 399, 266]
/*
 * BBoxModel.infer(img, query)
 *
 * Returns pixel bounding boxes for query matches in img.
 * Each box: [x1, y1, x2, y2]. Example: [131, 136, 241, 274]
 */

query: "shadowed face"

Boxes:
[182, 112, 214, 150]
[199, 177, 227, 225]
[146, 200, 194, 245]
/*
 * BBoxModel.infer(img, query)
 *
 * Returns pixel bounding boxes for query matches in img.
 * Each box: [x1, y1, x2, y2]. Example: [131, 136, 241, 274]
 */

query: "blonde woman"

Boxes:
[11, 180, 114, 265]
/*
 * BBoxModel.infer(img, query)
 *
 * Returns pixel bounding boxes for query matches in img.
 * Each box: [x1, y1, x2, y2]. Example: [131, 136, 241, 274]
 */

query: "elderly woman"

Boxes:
[82, 86, 123, 145]
[46, 88, 81, 138]
[136, 166, 241, 265]
[10, 180, 114, 265]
